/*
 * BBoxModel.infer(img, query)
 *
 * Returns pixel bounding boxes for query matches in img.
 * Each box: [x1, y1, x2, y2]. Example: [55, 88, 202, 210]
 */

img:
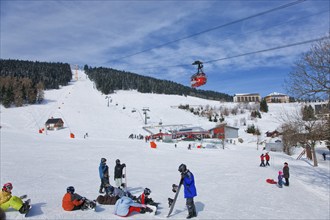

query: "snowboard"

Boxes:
[167, 179, 183, 218]
[123, 166, 127, 190]
[146, 204, 158, 215]
[82, 199, 97, 211]
[23, 199, 32, 217]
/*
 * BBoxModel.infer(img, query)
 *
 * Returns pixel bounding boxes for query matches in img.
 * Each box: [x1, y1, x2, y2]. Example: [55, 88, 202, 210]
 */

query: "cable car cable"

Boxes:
[105, 0, 307, 63]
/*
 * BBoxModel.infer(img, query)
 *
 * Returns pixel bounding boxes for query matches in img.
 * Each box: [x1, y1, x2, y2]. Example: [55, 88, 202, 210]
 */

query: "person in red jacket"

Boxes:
[259, 154, 266, 167]
[62, 186, 86, 211]
[265, 153, 270, 166]
[137, 188, 158, 207]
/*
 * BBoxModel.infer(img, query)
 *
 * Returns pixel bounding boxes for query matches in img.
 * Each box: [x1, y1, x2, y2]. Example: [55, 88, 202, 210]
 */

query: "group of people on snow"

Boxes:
[1, 157, 198, 219]
[259, 152, 270, 167]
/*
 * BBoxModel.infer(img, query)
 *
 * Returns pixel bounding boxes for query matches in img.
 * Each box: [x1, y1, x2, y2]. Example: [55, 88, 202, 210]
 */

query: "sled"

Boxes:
[266, 179, 277, 184]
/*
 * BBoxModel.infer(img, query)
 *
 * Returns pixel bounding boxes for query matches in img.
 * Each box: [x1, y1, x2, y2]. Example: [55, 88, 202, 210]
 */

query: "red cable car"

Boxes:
[191, 60, 207, 88]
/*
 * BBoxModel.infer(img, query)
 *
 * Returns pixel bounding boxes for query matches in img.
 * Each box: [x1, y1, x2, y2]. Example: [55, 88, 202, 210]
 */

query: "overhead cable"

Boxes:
[105, 0, 307, 63]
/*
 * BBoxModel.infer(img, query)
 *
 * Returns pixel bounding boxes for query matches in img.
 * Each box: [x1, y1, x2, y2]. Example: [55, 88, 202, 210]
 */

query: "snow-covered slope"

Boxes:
[1, 71, 329, 219]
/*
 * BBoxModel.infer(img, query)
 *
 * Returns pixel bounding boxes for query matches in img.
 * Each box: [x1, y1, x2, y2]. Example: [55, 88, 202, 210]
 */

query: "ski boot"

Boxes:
[19, 199, 31, 214]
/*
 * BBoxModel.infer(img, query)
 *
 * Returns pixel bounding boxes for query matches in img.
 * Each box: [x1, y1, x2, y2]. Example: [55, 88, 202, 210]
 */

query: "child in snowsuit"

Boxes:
[62, 186, 95, 211]
[260, 154, 266, 167]
[114, 196, 153, 217]
[114, 159, 126, 188]
[278, 171, 283, 188]
[178, 164, 197, 219]
[0, 183, 30, 214]
[265, 153, 270, 166]
[99, 158, 110, 193]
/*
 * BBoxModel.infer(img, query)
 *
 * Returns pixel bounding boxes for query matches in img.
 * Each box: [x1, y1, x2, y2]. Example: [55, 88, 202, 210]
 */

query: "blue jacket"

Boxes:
[114, 196, 143, 216]
[182, 170, 197, 198]
[99, 162, 108, 179]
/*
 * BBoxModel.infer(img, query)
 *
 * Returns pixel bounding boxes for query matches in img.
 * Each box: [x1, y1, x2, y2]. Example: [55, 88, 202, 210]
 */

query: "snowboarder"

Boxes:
[277, 171, 283, 188]
[99, 158, 110, 193]
[137, 188, 158, 207]
[260, 154, 266, 167]
[178, 164, 197, 219]
[114, 196, 154, 217]
[106, 185, 136, 200]
[265, 153, 270, 166]
[0, 183, 31, 215]
[114, 159, 126, 188]
[283, 162, 290, 186]
[62, 186, 96, 211]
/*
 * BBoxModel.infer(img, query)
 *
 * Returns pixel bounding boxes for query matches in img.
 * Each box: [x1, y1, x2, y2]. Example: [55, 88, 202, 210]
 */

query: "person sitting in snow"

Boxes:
[137, 188, 158, 207]
[114, 196, 154, 217]
[62, 186, 95, 211]
[259, 154, 266, 167]
[0, 183, 30, 215]
[277, 171, 283, 188]
[106, 185, 137, 201]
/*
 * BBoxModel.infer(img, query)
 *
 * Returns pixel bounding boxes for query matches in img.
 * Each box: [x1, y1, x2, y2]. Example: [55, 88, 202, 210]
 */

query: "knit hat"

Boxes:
[279, 171, 283, 175]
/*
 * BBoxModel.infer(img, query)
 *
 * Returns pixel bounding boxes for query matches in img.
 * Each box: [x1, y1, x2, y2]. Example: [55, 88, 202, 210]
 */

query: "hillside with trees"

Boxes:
[84, 65, 233, 101]
[0, 59, 72, 107]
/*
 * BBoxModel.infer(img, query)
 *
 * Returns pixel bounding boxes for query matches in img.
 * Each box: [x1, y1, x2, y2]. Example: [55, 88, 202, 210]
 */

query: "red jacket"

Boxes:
[260, 155, 265, 161]
[265, 154, 270, 161]
[62, 193, 83, 211]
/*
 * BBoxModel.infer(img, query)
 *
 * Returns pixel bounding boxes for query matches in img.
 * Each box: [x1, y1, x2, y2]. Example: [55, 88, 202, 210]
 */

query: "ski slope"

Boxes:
[1, 70, 329, 219]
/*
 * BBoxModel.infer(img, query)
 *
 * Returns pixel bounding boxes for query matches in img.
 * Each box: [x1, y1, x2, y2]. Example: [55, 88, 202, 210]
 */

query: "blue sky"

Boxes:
[1, 0, 329, 97]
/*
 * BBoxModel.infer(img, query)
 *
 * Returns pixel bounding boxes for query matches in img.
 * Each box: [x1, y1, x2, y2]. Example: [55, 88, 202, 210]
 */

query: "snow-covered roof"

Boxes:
[266, 92, 288, 96]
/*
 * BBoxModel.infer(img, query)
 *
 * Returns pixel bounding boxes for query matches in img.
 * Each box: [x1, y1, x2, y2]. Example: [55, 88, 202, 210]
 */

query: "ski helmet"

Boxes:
[67, 186, 75, 194]
[116, 159, 120, 165]
[144, 188, 151, 195]
[2, 182, 13, 192]
[101, 158, 107, 163]
[108, 185, 114, 193]
[178, 164, 187, 173]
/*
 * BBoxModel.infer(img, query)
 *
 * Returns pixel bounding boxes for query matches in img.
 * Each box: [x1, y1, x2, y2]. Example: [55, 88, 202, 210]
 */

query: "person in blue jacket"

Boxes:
[178, 164, 197, 219]
[99, 158, 109, 193]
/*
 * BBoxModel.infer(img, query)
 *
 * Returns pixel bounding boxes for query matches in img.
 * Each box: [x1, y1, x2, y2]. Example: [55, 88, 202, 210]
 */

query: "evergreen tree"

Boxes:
[260, 99, 268, 112]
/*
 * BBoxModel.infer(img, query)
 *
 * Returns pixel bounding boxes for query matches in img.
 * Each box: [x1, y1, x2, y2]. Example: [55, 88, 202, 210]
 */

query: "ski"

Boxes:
[167, 179, 183, 218]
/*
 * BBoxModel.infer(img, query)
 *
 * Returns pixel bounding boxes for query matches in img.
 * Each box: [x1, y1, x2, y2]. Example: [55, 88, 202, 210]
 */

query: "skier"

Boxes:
[137, 188, 158, 207]
[114, 196, 154, 217]
[265, 153, 270, 166]
[99, 158, 109, 193]
[178, 164, 197, 219]
[259, 154, 266, 167]
[0, 183, 30, 215]
[62, 186, 96, 211]
[114, 159, 126, 188]
[283, 162, 290, 186]
[277, 171, 283, 188]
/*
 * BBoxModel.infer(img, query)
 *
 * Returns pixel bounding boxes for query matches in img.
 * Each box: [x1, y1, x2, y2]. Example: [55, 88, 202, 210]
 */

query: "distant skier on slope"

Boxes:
[0, 183, 31, 215]
[178, 164, 197, 219]
[99, 158, 110, 193]
[114, 159, 126, 188]
[62, 186, 96, 211]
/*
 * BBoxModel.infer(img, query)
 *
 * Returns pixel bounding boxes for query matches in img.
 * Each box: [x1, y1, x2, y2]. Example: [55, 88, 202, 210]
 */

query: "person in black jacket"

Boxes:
[283, 162, 290, 186]
[114, 159, 126, 188]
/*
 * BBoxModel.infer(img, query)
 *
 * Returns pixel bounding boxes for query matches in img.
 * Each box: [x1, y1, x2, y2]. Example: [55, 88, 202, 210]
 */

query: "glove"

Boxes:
[123, 163, 126, 167]
[122, 174, 125, 178]
[81, 197, 86, 201]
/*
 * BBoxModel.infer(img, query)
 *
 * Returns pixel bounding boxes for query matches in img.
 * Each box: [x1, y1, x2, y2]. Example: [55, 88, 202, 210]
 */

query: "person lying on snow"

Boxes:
[106, 185, 137, 201]
[137, 188, 159, 207]
[0, 182, 30, 215]
[114, 196, 154, 217]
[96, 194, 119, 205]
[62, 186, 95, 211]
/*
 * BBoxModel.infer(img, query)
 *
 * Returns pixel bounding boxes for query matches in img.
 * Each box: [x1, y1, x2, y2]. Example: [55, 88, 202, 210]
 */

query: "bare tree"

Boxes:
[285, 38, 330, 101]
[279, 107, 327, 166]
